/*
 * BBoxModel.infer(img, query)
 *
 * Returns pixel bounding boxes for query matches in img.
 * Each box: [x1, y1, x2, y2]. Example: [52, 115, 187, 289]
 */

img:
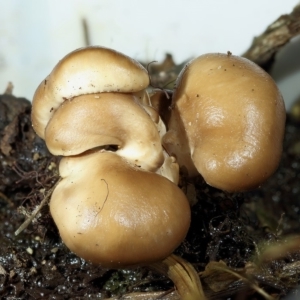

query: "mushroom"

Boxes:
[50, 151, 191, 268]
[30, 46, 204, 299]
[32, 46, 151, 139]
[163, 53, 286, 192]
[43, 92, 164, 172]
[31, 46, 168, 172]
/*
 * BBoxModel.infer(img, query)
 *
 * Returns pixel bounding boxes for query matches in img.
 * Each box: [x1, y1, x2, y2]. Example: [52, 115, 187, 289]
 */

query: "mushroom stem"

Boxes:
[151, 254, 206, 300]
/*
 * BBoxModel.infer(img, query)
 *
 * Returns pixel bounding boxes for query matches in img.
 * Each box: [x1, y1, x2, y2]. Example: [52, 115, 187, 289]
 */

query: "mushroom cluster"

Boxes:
[31, 46, 285, 273]
[31, 46, 191, 268]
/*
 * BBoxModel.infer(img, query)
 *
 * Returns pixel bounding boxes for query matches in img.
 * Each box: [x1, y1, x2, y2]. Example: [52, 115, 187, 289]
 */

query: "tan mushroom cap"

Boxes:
[50, 151, 191, 268]
[32, 46, 150, 138]
[45, 92, 164, 171]
[163, 53, 286, 191]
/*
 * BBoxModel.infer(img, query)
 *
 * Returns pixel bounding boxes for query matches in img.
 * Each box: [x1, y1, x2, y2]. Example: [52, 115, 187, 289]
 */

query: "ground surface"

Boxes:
[0, 89, 300, 300]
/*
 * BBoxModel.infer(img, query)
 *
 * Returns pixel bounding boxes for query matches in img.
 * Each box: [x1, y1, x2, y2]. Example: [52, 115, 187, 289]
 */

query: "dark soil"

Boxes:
[1, 90, 300, 299]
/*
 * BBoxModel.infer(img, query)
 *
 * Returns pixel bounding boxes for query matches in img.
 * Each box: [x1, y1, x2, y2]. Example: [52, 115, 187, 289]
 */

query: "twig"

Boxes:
[243, 3, 300, 69]
[0, 191, 14, 207]
[211, 265, 275, 300]
[82, 18, 91, 46]
[4, 82, 13, 94]
[14, 178, 62, 236]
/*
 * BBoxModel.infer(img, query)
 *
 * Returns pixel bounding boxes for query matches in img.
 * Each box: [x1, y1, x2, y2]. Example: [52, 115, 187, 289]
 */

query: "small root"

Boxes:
[0, 191, 14, 207]
[14, 178, 62, 236]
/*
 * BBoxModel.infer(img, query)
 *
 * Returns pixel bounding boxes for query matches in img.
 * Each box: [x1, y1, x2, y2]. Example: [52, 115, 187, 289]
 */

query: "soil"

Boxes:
[0, 89, 300, 299]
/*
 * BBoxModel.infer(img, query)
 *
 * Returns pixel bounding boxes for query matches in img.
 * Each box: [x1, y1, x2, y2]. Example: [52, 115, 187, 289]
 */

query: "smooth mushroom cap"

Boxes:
[32, 46, 150, 138]
[163, 53, 286, 192]
[50, 151, 191, 268]
[45, 92, 164, 172]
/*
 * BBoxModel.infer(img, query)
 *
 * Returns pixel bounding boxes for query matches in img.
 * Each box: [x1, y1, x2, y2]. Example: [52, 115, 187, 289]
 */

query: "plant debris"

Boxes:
[243, 3, 300, 70]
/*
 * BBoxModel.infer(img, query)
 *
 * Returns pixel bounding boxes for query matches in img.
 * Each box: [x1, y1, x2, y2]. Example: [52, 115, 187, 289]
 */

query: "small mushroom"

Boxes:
[163, 53, 286, 192]
[31, 46, 167, 172]
[50, 151, 191, 268]
[44, 92, 164, 172]
[32, 46, 150, 139]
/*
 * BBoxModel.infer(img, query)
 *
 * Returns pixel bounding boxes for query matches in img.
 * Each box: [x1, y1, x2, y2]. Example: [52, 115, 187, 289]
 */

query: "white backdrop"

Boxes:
[0, 0, 299, 108]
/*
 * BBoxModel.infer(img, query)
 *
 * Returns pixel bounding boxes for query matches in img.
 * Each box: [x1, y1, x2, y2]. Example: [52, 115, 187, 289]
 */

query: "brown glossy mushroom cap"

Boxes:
[45, 92, 164, 171]
[163, 53, 286, 191]
[50, 151, 191, 268]
[32, 46, 149, 138]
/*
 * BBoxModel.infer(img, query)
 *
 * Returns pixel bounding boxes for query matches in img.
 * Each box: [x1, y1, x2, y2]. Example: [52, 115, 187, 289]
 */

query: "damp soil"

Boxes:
[0, 90, 300, 300]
